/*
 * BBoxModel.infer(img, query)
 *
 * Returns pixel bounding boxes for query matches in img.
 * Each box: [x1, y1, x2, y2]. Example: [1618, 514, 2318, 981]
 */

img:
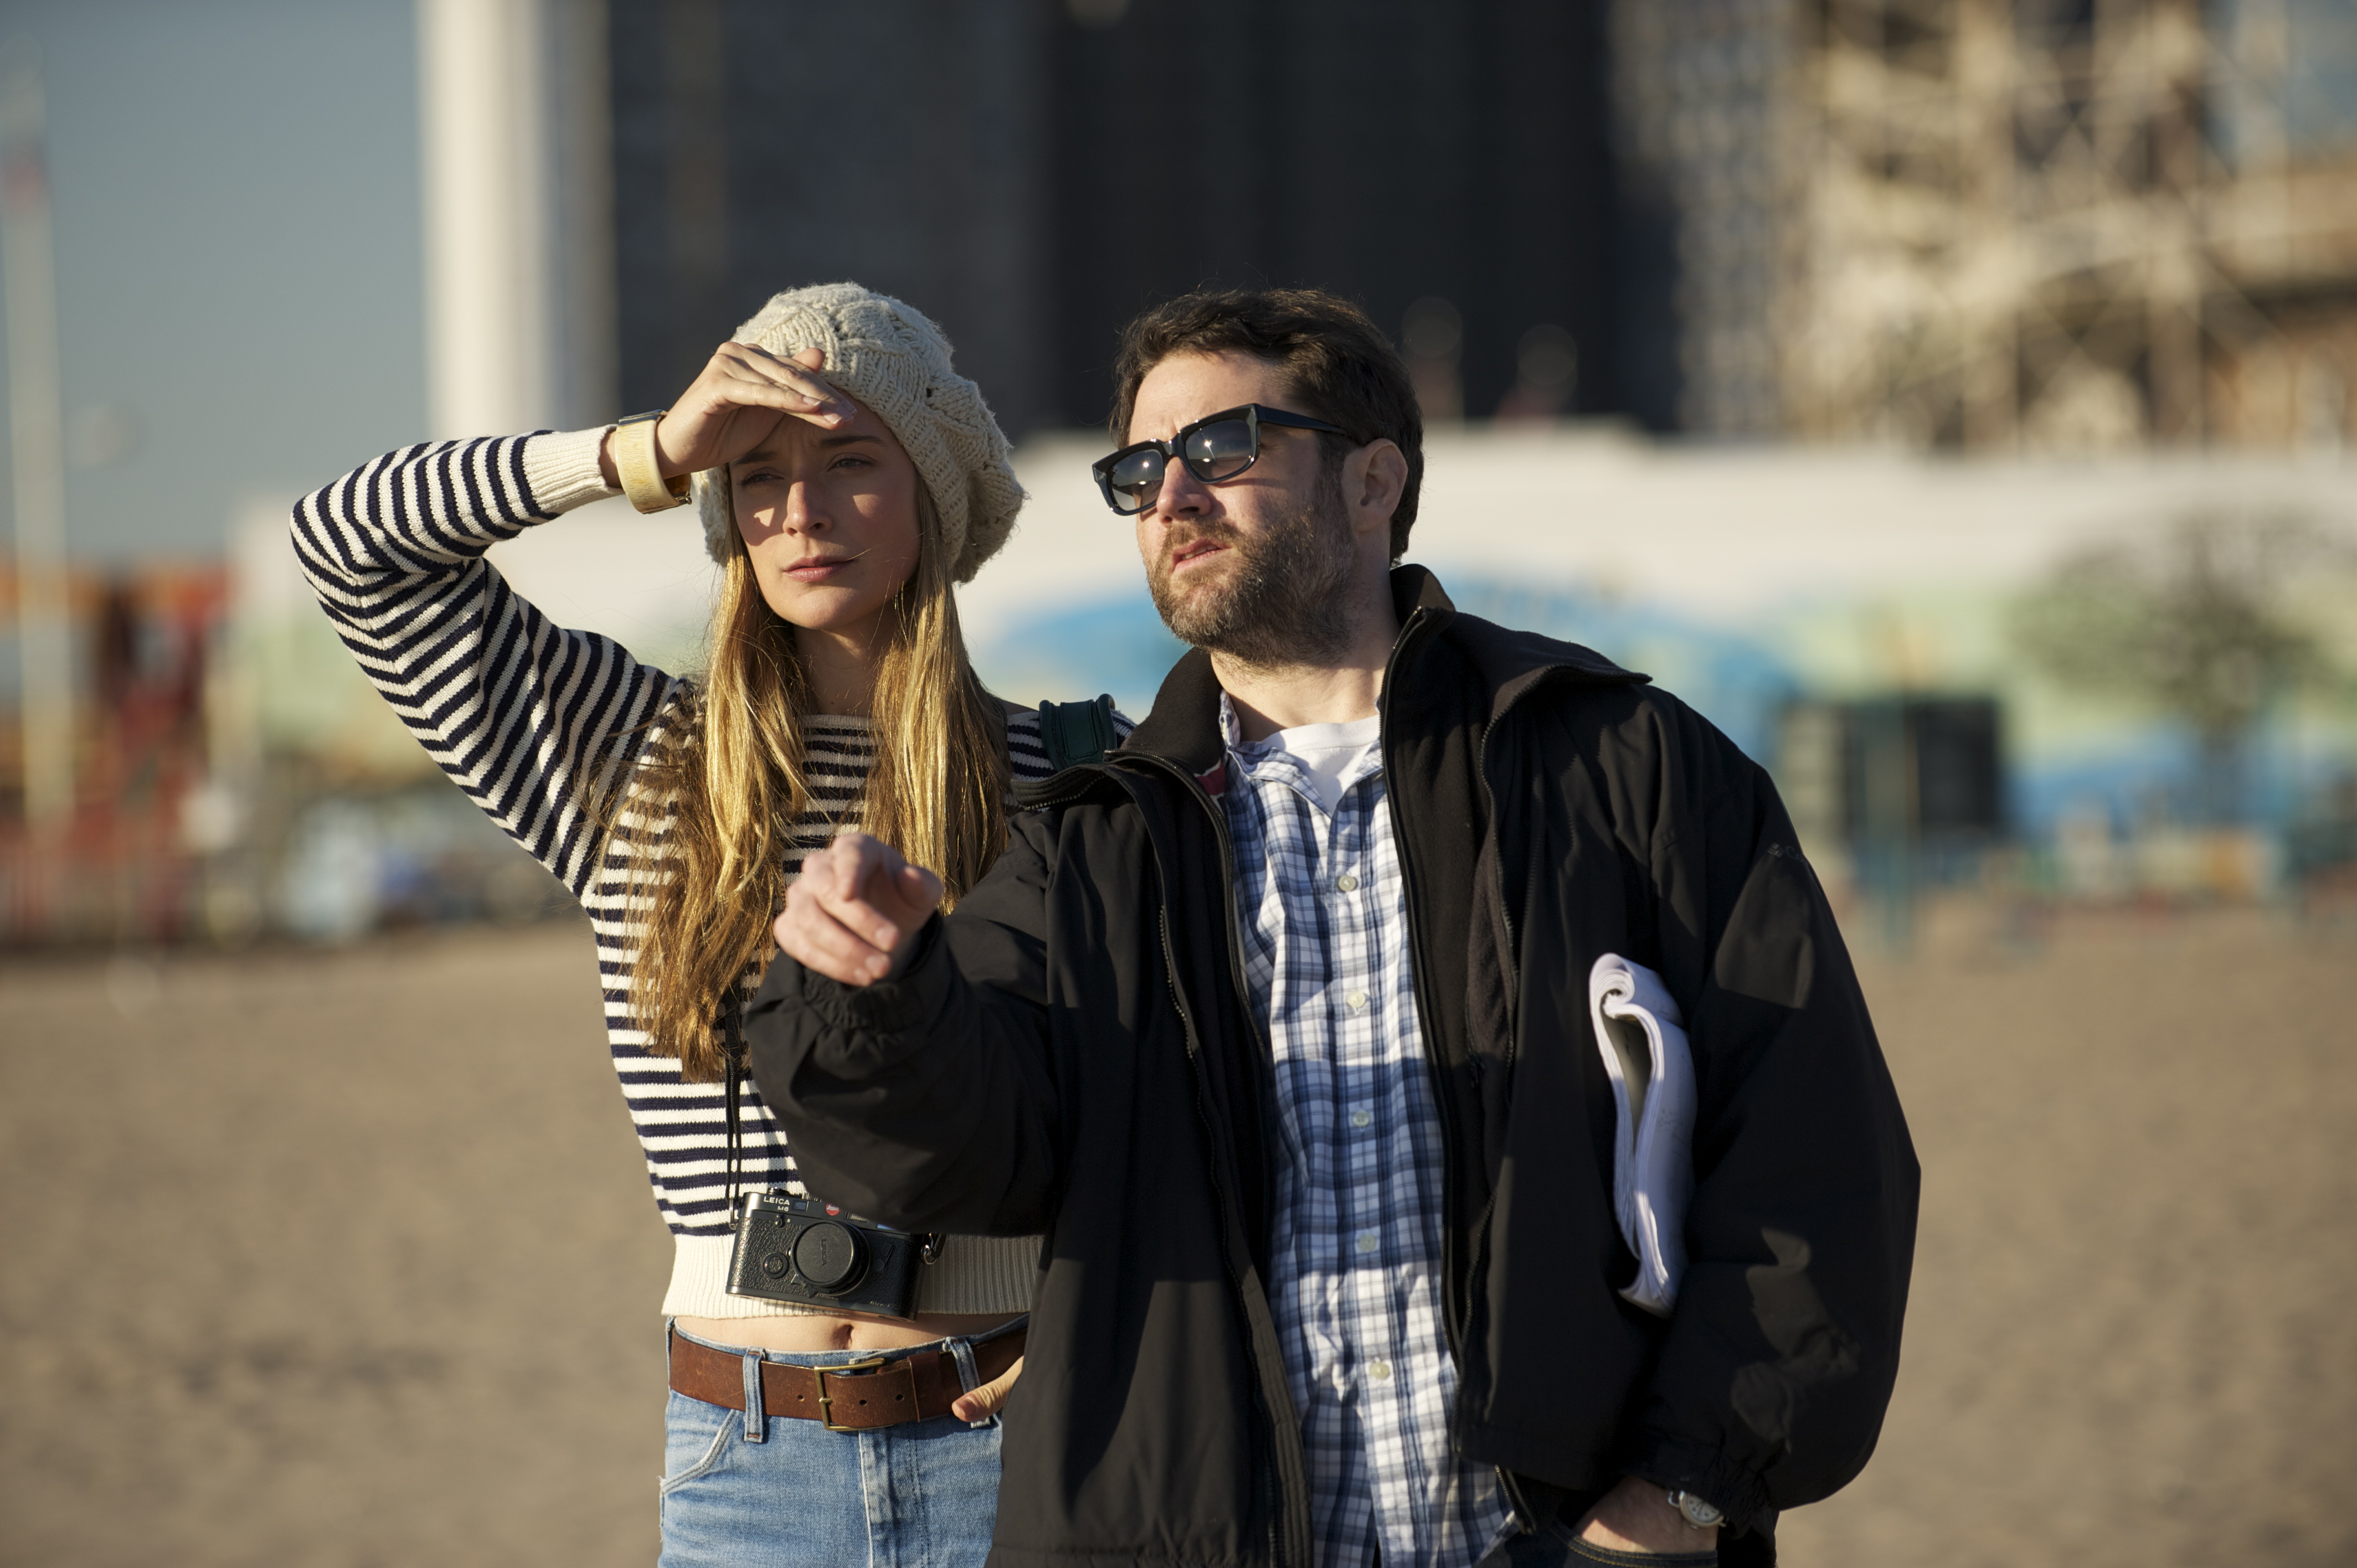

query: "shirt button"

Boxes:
[1334, 873, 1359, 892]
[1355, 1230, 1379, 1254]
[1345, 990, 1367, 1010]
[1350, 1109, 1372, 1129]
[1368, 1360, 1393, 1381]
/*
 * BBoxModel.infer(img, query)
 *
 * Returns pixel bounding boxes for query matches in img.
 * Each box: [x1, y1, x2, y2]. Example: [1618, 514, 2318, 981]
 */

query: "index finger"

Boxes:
[723, 342, 847, 416]
[809, 836, 908, 948]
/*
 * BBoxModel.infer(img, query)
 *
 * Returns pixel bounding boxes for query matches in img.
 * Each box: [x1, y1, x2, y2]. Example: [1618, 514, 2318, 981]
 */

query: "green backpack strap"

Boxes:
[1036, 693, 1119, 772]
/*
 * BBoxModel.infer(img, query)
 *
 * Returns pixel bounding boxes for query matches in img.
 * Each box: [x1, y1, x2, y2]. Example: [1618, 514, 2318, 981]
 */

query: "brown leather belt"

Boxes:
[668, 1326, 1025, 1431]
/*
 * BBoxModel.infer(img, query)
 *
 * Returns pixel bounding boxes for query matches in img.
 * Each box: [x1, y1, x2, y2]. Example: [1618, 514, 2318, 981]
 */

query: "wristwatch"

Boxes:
[1666, 1490, 1724, 1529]
[614, 408, 690, 514]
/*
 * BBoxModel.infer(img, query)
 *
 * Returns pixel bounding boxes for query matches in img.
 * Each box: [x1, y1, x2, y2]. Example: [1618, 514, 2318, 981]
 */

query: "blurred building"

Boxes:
[604, 0, 2357, 451]
[4, 0, 2354, 946]
[605, 0, 1666, 434]
[1620, 0, 2357, 447]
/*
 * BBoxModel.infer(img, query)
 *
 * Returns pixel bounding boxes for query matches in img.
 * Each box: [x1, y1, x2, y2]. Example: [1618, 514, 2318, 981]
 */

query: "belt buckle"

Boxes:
[813, 1353, 893, 1432]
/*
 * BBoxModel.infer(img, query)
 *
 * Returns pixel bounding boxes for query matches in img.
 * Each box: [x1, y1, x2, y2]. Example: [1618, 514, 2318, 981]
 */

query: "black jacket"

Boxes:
[747, 568, 1919, 1568]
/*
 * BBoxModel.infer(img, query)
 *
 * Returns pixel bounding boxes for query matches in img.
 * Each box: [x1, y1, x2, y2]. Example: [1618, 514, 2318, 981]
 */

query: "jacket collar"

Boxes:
[1122, 564, 1646, 776]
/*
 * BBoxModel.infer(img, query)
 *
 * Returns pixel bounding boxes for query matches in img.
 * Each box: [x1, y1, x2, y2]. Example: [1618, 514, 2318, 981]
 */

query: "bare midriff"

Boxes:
[673, 1311, 1023, 1354]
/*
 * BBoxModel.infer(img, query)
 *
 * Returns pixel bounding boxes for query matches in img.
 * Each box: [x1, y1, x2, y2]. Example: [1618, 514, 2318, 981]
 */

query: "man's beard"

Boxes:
[1146, 476, 1358, 669]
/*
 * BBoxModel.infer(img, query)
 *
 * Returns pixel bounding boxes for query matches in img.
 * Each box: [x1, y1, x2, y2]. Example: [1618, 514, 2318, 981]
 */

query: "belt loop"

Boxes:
[740, 1352, 766, 1443]
[946, 1337, 992, 1430]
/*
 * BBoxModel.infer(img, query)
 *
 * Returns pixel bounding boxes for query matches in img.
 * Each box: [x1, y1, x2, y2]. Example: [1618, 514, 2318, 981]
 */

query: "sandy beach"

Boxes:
[3, 905, 2351, 1566]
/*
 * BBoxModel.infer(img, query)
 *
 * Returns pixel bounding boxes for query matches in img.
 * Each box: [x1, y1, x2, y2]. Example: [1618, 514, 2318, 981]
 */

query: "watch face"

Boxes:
[1670, 1492, 1725, 1528]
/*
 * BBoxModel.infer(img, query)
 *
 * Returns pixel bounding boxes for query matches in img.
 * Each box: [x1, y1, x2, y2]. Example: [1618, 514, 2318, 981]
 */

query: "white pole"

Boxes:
[1, 45, 73, 837]
[419, 0, 555, 439]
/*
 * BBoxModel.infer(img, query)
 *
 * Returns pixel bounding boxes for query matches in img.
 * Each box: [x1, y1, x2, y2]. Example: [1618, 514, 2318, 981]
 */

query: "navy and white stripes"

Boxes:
[292, 426, 1074, 1318]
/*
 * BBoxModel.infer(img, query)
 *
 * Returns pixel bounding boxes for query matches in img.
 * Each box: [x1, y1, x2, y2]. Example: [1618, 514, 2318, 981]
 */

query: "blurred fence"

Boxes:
[1, 563, 220, 943]
[8, 436, 2357, 950]
[0, 557, 570, 948]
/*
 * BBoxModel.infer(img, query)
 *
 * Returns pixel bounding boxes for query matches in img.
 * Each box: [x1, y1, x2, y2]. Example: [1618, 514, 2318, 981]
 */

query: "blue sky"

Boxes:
[0, 0, 421, 560]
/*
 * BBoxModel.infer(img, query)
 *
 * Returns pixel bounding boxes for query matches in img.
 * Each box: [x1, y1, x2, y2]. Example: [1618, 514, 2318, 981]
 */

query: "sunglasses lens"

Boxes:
[1103, 446, 1167, 513]
[1182, 419, 1257, 482]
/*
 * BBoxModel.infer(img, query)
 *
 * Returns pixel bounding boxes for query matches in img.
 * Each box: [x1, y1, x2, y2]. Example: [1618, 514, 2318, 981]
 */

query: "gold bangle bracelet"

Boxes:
[614, 410, 689, 514]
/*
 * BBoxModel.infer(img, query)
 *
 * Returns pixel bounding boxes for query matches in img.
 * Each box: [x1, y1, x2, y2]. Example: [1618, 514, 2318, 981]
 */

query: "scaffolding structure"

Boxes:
[1619, 0, 2357, 449]
[1786, 0, 2357, 450]
[1614, 0, 1800, 438]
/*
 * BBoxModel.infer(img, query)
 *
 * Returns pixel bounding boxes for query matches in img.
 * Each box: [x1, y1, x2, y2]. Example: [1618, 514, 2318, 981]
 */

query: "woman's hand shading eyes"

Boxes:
[604, 343, 862, 489]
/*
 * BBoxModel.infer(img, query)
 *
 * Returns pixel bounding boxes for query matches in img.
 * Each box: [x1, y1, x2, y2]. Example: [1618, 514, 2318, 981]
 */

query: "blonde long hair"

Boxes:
[616, 484, 1010, 1082]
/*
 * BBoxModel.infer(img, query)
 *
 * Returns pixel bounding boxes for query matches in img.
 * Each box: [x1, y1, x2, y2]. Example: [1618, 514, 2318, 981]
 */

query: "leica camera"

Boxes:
[725, 1192, 935, 1318]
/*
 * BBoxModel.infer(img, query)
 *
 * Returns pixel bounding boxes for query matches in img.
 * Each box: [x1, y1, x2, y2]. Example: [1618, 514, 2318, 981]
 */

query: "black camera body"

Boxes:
[725, 1192, 932, 1318]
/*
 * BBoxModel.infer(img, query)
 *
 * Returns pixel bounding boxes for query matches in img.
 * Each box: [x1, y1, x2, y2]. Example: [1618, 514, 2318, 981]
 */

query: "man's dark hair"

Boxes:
[1110, 287, 1424, 561]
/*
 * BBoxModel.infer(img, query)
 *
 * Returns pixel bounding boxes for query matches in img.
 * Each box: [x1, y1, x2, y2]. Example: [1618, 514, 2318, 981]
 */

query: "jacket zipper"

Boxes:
[1471, 674, 1550, 1130]
[1380, 631, 1557, 1528]
[1162, 763, 1300, 1568]
[1375, 606, 1478, 1364]
[1461, 672, 1558, 1530]
[1121, 755, 1299, 1568]
[1376, 613, 1529, 1529]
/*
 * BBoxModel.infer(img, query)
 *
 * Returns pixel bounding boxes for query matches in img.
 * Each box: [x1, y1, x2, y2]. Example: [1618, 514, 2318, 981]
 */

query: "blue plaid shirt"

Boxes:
[1219, 697, 1515, 1568]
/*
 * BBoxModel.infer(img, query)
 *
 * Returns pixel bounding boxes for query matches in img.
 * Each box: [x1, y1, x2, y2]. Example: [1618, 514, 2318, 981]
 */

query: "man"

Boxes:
[746, 288, 1918, 1567]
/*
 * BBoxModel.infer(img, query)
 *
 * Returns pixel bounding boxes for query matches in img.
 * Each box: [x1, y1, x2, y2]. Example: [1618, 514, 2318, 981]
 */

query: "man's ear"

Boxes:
[1348, 440, 1408, 538]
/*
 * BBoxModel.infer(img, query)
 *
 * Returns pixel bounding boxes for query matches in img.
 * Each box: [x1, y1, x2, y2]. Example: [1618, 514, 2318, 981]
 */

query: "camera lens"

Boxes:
[791, 1221, 867, 1293]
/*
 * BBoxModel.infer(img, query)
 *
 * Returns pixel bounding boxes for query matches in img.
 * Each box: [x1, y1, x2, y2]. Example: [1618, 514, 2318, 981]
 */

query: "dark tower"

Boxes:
[608, 0, 1661, 437]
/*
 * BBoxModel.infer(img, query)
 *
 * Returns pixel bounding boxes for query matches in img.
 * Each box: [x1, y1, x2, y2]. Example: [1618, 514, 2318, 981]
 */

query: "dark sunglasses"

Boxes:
[1092, 404, 1350, 515]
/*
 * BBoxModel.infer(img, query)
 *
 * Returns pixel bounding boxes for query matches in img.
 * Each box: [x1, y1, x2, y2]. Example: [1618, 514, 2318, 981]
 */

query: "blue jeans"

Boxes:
[658, 1322, 1009, 1568]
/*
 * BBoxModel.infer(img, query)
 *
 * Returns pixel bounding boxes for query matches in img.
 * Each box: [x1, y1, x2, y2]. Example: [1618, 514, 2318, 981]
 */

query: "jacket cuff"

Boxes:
[793, 916, 945, 1039]
[520, 425, 620, 516]
[1622, 1431, 1772, 1535]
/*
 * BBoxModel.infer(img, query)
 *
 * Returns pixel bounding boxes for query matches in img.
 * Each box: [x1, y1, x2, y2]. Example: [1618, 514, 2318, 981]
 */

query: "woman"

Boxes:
[294, 282, 1118, 1566]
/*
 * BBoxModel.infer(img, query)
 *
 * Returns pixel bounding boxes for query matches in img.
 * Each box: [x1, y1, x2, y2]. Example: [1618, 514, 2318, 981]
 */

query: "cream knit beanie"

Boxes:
[688, 282, 1023, 584]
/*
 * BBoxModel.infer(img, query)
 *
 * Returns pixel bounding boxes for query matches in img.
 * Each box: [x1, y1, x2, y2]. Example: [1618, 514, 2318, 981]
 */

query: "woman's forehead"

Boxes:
[734, 401, 904, 462]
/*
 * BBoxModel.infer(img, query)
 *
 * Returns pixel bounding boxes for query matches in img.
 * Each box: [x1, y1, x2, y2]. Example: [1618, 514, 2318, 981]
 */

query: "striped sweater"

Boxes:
[292, 425, 1116, 1318]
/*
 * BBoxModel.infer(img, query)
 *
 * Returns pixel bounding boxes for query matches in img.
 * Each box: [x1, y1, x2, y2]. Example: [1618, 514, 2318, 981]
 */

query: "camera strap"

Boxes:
[718, 984, 945, 1265]
[722, 1008, 747, 1223]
